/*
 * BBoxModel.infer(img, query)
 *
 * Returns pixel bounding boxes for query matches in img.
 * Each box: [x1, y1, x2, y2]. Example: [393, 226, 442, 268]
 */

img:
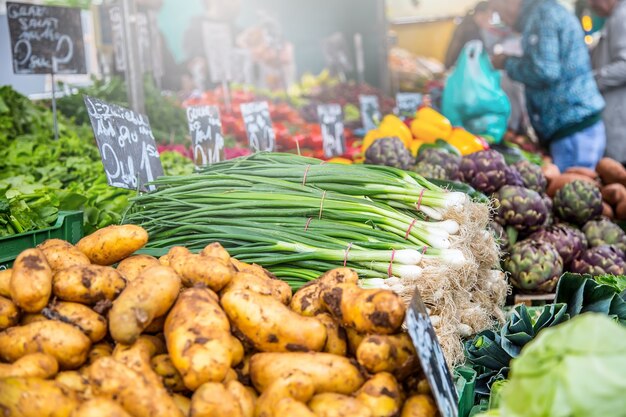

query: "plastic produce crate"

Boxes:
[0, 211, 84, 271]
[455, 366, 477, 417]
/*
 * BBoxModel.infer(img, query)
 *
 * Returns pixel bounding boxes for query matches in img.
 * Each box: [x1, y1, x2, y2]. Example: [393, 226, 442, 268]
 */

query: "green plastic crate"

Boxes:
[0, 211, 84, 271]
[455, 366, 477, 417]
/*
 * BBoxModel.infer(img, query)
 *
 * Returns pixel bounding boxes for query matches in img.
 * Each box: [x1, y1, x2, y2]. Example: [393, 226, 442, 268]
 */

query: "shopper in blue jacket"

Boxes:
[490, 0, 606, 171]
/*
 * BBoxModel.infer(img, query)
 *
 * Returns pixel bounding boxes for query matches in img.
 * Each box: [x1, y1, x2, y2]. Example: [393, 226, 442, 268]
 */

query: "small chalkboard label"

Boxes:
[406, 289, 459, 417]
[6, 2, 86, 74]
[84, 96, 163, 192]
[396, 92, 423, 119]
[358, 95, 381, 132]
[240, 102, 275, 152]
[187, 105, 224, 166]
[317, 104, 346, 158]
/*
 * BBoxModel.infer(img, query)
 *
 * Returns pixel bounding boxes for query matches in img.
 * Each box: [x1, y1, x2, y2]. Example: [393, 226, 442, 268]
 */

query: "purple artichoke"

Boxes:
[416, 148, 461, 179]
[504, 166, 524, 187]
[496, 186, 550, 233]
[553, 180, 603, 226]
[505, 240, 563, 293]
[365, 137, 414, 170]
[570, 245, 626, 276]
[457, 150, 508, 194]
[582, 219, 626, 253]
[514, 160, 547, 193]
[528, 224, 587, 267]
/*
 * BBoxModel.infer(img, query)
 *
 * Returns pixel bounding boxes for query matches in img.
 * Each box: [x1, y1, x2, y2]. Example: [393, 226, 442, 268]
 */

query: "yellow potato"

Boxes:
[273, 398, 316, 417]
[315, 313, 348, 356]
[169, 247, 235, 291]
[223, 368, 239, 384]
[172, 394, 192, 416]
[21, 313, 47, 325]
[0, 295, 20, 330]
[38, 239, 71, 250]
[400, 395, 437, 417]
[88, 357, 183, 417]
[0, 353, 58, 379]
[39, 241, 90, 272]
[0, 320, 91, 369]
[52, 265, 126, 305]
[222, 289, 327, 353]
[109, 266, 181, 344]
[165, 287, 237, 390]
[72, 398, 132, 417]
[226, 379, 256, 417]
[144, 314, 167, 333]
[356, 373, 403, 417]
[152, 354, 187, 392]
[200, 242, 231, 262]
[116, 254, 160, 282]
[254, 371, 315, 417]
[0, 268, 12, 297]
[356, 334, 419, 379]
[308, 393, 372, 417]
[220, 271, 292, 304]
[10, 248, 52, 313]
[43, 301, 108, 343]
[190, 382, 245, 417]
[290, 268, 358, 316]
[113, 335, 167, 390]
[250, 352, 365, 395]
[345, 327, 366, 356]
[76, 224, 149, 266]
[159, 253, 171, 266]
[87, 343, 113, 365]
[0, 377, 79, 417]
[55, 371, 91, 398]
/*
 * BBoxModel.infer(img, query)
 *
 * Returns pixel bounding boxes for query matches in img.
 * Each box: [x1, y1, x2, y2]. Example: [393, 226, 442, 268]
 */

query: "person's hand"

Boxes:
[491, 54, 508, 70]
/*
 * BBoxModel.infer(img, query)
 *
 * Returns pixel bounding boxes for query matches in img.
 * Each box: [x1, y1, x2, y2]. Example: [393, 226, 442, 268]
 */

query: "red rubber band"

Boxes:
[319, 191, 327, 219]
[388, 249, 396, 277]
[344, 242, 353, 267]
[302, 164, 311, 186]
[415, 189, 425, 211]
[405, 219, 417, 240]
[422, 246, 428, 255]
[304, 217, 313, 231]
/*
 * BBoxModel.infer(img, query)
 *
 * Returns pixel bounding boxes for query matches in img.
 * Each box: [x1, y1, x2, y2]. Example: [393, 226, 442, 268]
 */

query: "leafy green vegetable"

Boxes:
[595, 275, 626, 293]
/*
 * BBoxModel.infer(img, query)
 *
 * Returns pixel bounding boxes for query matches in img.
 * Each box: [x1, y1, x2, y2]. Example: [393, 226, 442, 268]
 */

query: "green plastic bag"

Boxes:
[442, 41, 511, 143]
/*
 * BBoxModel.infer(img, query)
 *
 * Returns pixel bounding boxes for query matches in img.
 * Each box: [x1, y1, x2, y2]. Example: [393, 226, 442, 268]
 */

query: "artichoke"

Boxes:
[582, 219, 626, 252]
[504, 166, 524, 187]
[570, 245, 626, 276]
[528, 224, 587, 267]
[415, 148, 461, 179]
[513, 160, 547, 193]
[505, 240, 563, 293]
[457, 150, 508, 194]
[364, 137, 414, 170]
[496, 186, 550, 233]
[490, 221, 510, 253]
[553, 180, 603, 225]
[542, 194, 554, 227]
[414, 162, 448, 180]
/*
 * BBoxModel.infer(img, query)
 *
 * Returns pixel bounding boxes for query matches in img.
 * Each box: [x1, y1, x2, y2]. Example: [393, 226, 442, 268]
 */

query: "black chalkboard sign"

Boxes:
[187, 105, 224, 166]
[317, 104, 346, 158]
[358, 95, 381, 132]
[406, 289, 459, 417]
[6, 2, 86, 74]
[241, 102, 275, 152]
[396, 92, 423, 119]
[83, 96, 163, 192]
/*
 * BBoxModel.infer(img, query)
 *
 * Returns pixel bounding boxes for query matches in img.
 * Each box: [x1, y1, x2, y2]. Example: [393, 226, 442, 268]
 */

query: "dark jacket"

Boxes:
[445, 15, 483, 69]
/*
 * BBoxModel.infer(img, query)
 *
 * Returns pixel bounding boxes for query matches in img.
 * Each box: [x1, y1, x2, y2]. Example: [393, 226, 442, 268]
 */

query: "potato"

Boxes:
[152, 353, 187, 392]
[228, 262, 292, 304]
[226, 379, 256, 417]
[565, 167, 599, 180]
[546, 173, 597, 197]
[0, 295, 20, 330]
[223, 368, 239, 383]
[38, 239, 71, 250]
[113, 336, 167, 390]
[235, 354, 253, 386]
[356, 334, 418, 379]
[116, 254, 160, 282]
[109, 265, 180, 344]
[144, 314, 166, 333]
[222, 289, 327, 353]
[345, 327, 366, 356]
[52, 265, 126, 305]
[321, 284, 405, 335]
[0, 377, 80, 417]
[169, 248, 235, 291]
[72, 398, 132, 417]
[255, 371, 315, 417]
[0, 320, 91, 369]
[400, 395, 437, 417]
[308, 393, 372, 417]
[316, 313, 348, 356]
[0, 268, 12, 297]
[172, 394, 191, 416]
[21, 313, 47, 325]
[76, 224, 149, 265]
[273, 398, 316, 417]
[200, 242, 232, 262]
[88, 357, 183, 417]
[43, 301, 108, 343]
[39, 241, 91, 272]
[597, 157, 626, 186]
[11, 248, 52, 313]
[602, 183, 626, 206]
[87, 343, 113, 365]
[0, 353, 58, 379]
[603, 202, 615, 219]
[617, 200, 626, 221]
[250, 352, 365, 395]
[356, 373, 403, 417]
[190, 382, 245, 417]
[55, 371, 91, 397]
[221, 271, 292, 304]
[290, 268, 359, 316]
[159, 253, 171, 266]
[165, 287, 238, 390]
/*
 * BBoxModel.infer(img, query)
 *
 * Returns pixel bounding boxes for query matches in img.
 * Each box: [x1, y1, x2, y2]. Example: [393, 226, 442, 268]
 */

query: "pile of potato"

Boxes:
[0, 225, 441, 417]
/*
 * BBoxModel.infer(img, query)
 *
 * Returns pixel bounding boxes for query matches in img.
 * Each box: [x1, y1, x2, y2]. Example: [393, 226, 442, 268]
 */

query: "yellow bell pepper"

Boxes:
[410, 139, 425, 157]
[446, 128, 487, 155]
[327, 157, 353, 165]
[377, 115, 413, 148]
[410, 108, 453, 144]
[361, 129, 386, 153]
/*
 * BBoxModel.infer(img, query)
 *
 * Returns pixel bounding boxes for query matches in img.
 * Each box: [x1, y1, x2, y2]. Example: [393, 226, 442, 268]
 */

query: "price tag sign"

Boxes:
[317, 104, 346, 158]
[396, 92, 423, 119]
[187, 105, 224, 166]
[6, 2, 86, 74]
[241, 102, 275, 152]
[202, 22, 233, 83]
[359, 95, 381, 132]
[406, 289, 459, 417]
[84, 96, 163, 192]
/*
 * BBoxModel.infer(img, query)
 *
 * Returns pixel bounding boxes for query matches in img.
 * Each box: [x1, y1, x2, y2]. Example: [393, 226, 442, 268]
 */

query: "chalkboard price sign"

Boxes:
[396, 92, 423, 119]
[6, 2, 86, 74]
[187, 105, 224, 166]
[84, 96, 164, 192]
[406, 289, 459, 417]
[358, 95, 381, 132]
[241, 102, 275, 152]
[317, 104, 346, 158]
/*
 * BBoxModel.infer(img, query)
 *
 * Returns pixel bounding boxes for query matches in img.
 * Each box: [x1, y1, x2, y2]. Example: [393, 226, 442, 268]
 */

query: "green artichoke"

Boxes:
[458, 150, 508, 194]
[553, 180, 603, 226]
[415, 148, 460, 178]
[513, 160, 547, 193]
[414, 161, 448, 180]
[570, 246, 626, 276]
[496, 186, 550, 233]
[505, 240, 563, 293]
[582, 219, 626, 252]
[364, 137, 414, 170]
[528, 224, 587, 267]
